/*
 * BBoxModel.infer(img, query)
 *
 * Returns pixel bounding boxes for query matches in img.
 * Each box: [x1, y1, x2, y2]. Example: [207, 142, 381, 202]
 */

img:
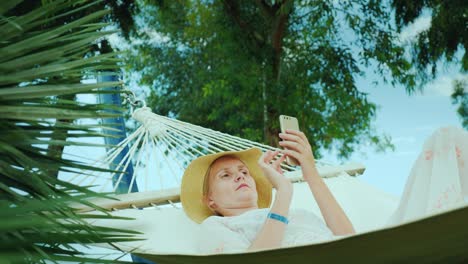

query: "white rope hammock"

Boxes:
[64, 106, 364, 198]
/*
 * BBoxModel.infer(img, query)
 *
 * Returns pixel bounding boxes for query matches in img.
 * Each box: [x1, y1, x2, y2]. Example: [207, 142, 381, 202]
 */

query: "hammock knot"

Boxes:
[133, 107, 167, 137]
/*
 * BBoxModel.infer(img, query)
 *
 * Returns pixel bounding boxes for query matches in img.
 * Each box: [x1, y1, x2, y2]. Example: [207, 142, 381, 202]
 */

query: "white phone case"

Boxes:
[279, 115, 300, 166]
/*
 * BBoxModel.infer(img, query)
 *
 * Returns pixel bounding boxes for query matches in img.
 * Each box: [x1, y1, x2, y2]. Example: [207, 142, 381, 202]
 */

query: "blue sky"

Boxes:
[338, 74, 462, 197]
[328, 14, 466, 197]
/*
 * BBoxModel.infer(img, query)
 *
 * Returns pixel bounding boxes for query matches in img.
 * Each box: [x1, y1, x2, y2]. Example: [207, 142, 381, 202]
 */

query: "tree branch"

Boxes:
[255, 0, 274, 18]
[271, 0, 292, 82]
[223, 0, 265, 46]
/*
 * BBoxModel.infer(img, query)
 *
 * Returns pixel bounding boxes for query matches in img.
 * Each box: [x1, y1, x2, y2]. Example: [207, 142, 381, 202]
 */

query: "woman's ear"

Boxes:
[203, 194, 217, 210]
[208, 200, 217, 210]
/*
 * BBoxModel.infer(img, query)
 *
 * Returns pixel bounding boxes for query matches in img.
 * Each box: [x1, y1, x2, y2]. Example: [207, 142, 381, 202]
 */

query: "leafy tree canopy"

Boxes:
[393, 0, 467, 75]
[125, 0, 420, 158]
[392, 0, 467, 128]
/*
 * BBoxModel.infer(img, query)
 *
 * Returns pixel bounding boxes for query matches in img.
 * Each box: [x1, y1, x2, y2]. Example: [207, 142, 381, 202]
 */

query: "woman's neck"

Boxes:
[219, 205, 258, 217]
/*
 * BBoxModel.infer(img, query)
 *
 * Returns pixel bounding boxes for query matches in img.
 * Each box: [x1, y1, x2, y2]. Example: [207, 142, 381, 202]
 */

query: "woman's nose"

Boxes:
[235, 172, 245, 182]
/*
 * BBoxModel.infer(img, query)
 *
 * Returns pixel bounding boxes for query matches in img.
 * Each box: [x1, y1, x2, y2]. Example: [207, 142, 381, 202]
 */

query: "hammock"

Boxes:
[64, 106, 468, 263]
[85, 195, 468, 263]
[135, 205, 468, 264]
[81, 171, 399, 254]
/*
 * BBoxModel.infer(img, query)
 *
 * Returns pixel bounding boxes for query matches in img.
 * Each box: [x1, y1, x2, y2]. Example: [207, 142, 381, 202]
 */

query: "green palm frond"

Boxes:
[1, 0, 138, 263]
[0, 0, 23, 16]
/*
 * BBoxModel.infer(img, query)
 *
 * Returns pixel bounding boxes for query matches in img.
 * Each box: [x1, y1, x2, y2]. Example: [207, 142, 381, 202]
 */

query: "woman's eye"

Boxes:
[221, 174, 229, 178]
[241, 170, 248, 175]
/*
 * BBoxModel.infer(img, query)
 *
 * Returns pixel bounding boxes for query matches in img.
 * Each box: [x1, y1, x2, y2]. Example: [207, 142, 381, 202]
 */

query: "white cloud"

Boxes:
[425, 73, 467, 96]
[398, 15, 431, 44]
[106, 28, 170, 51]
[139, 28, 170, 44]
[107, 32, 131, 50]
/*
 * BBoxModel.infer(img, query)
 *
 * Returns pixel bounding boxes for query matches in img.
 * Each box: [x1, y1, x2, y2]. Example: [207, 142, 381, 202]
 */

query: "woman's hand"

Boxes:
[250, 150, 293, 251]
[279, 129, 316, 169]
[279, 130, 356, 235]
[257, 150, 292, 194]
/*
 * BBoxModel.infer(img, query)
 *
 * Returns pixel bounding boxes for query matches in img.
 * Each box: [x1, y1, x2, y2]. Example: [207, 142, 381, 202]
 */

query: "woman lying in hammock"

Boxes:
[180, 129, 356, 253]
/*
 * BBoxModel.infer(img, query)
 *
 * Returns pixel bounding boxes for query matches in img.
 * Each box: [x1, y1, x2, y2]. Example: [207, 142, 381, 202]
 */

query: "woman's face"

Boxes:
[205, 156, 258, 212]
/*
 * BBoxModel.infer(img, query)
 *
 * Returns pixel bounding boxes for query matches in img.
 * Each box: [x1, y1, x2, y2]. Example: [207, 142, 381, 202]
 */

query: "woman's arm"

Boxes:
[301, 162, 355, 235]
[248, 188, 292, 251]
[249, 150, 293, 251]
[280, 130, 355, 235]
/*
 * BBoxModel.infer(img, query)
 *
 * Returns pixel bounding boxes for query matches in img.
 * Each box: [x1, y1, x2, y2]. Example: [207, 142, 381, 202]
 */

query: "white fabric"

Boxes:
[88, 173, 398, 255]
[387, 126, 468, 225]
[288, 173, 398, 233]
[198, 208, 340, 254]
[89, 207, 202, 255]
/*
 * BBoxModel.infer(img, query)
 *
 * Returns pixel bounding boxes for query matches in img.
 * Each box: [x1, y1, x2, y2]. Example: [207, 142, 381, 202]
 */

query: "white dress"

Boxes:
[198, 208, 338, 254]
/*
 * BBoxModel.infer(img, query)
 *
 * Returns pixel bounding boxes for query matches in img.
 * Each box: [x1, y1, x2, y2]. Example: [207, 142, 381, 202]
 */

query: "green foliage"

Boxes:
[451, 79, 467, 129]
[392, 0, 467, 129]
[393, 0, 467, 74]
[126, 0, 415, 158]
[8, 0, 137, 53]
[0, 0, 138, 262]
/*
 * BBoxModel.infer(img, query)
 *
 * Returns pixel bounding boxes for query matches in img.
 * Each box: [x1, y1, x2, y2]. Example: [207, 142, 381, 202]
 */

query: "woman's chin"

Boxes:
[236, 193, 258, 204]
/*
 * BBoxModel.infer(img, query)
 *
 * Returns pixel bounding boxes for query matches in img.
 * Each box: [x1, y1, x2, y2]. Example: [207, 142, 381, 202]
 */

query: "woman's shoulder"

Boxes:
[201, 215, 222, 225]
[202, 208, 269, 224]
[201, 208, 322, 226]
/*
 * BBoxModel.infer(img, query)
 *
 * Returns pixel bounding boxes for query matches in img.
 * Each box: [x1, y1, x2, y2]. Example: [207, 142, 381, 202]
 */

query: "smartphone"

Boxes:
[279, 115, 300, 166]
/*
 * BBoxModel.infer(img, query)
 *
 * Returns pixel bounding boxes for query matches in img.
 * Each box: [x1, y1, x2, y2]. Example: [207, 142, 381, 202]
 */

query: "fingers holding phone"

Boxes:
[278, 115, 315, 166]
[279, 115, 300, 166]
[279, 131, 315, 166]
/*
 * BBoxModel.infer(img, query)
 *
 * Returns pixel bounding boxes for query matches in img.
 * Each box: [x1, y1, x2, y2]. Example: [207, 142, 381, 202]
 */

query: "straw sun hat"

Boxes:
[180, 148, 273, 223]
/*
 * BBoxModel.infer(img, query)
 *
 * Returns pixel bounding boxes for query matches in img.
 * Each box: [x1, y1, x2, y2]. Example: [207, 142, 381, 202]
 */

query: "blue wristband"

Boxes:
[267, 212, 289, 224]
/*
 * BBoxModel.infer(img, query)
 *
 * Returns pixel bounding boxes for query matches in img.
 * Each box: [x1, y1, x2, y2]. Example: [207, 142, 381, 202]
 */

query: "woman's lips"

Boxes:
[236, 183, 249, 190]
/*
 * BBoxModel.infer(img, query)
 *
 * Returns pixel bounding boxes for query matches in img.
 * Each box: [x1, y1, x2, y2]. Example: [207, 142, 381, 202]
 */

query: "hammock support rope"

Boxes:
[64, 106, 357, 194]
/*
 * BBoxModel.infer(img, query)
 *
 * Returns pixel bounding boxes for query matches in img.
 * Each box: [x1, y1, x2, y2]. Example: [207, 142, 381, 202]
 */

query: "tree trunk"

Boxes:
[264, 1, 291, 147]
[224, 0, 292, 147]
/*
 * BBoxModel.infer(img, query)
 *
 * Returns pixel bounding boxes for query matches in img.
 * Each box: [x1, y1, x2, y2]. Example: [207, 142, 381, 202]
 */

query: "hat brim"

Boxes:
[181, 148, 272, 223]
